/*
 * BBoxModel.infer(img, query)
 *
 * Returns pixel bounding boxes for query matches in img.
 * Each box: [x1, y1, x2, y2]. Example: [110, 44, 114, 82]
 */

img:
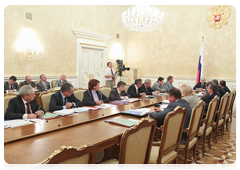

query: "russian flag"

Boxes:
[196, 41, 203, 84]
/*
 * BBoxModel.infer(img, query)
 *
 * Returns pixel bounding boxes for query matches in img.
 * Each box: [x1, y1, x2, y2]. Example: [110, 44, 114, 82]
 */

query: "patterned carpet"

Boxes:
[177, 108, 236, 164]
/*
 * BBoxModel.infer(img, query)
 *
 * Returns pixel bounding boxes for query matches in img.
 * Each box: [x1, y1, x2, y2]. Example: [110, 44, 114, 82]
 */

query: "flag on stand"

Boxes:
[196, 41, 203, 84]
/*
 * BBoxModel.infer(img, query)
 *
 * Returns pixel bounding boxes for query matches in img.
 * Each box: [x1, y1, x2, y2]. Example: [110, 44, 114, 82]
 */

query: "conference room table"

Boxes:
[4, 95, 167, 164]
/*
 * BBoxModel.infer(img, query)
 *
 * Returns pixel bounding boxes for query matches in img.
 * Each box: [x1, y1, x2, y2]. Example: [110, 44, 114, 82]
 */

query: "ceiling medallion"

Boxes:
[207, 5, 231, 29]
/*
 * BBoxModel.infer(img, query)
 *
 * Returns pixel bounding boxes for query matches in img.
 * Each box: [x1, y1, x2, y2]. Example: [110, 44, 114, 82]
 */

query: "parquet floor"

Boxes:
[178, 108, 236, 164]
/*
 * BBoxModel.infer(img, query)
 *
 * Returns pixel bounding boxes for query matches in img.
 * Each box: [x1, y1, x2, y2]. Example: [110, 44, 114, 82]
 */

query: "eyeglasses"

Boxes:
[67, 90, 73, 94]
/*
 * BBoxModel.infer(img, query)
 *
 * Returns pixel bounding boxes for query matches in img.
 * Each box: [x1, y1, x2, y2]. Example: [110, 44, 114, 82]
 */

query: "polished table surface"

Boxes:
[4, 95, 167, 164]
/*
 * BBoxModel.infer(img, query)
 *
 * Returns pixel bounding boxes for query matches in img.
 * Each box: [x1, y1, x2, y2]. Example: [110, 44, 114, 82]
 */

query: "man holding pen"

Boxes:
[5, 85, 45, 120]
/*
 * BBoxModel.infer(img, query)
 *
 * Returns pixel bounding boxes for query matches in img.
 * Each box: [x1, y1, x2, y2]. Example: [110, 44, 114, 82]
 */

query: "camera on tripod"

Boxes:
[116, 59, 130, 76]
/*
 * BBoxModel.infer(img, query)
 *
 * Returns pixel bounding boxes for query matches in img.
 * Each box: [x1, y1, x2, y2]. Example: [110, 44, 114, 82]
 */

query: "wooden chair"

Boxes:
[99, 86, 111, 98]
[124, 85, 130, 93]
[149, 106, 187, 164]
[73, 88, 85, 101]
[198, 96, 219, 156]
[212, 92, 230, 142]
[51, 80, 57, 88]
[35, 80, 40, 86]
[39, 90, 56, 112]
[18, 81, 24, 87]
[225, 90, 235, 130]
[4, 92, 17, 115]
[229, 89, 236, 123]
[179, 100, 206, 164]
[100, 118, 156, 164]
[40, 144, 97, 164]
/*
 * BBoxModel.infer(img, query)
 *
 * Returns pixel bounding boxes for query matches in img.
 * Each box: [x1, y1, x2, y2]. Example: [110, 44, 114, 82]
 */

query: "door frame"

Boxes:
[72, 29, 111, 88]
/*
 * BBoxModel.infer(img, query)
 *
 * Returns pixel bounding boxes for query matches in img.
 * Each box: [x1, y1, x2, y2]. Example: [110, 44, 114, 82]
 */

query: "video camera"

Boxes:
[116, 59, 130, 76]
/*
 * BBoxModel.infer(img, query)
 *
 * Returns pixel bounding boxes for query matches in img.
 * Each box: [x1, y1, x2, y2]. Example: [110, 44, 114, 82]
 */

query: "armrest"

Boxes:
[201, 118, 207, 122]
[152, 141, 161, 146]
[182, 128, 189, 132]
[153, 125, 163, 142]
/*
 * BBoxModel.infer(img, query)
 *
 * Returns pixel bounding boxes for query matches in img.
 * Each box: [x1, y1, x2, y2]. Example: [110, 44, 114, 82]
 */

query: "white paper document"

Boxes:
[4, 119, 33, 129]
[53, 107, 89, 116]
[122, 98, 140, 103]
[95, 104, 117, 109]
[161, 100, 170, 104]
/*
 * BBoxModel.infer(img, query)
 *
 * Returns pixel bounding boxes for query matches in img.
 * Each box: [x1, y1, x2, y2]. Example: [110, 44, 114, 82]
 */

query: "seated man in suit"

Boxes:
[4, 75, 20, 93]
[149, 88, 192, 144]
[212, 79, 225, 97]
[139, 79, 160, 95]
[37, 74, 51, 91]
[163, 76, 175, 91]
[201, 83, 221, 112]
[127, 78, 146, 97]
[5, 85, 45, 120]
[219, 80, 231, 93]
[49, 83, 82, 111]
[193, 77, 206, 90]
[83, 79, 109, 106]
[151, 77, 167, 92]
[109, 81, 131, 101]
[21, 75, 37, 89]
[55, 74, 68, 87]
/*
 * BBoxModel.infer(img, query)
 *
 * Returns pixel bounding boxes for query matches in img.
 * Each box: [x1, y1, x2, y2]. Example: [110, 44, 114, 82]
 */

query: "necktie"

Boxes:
[119, 92, 121, 97]
[137, 89, 139, 94]
[110, 69, 114, 80]
[64, 97, 67, 105]
[145, 86, 148, 92]
[43, 82, 47, 90]
[26, 103, 31, 114]
[11, 85, 13, 90]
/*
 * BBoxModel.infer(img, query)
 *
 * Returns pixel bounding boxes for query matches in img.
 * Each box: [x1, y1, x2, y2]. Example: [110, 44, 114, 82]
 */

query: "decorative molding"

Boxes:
[4, 75, 78, 80]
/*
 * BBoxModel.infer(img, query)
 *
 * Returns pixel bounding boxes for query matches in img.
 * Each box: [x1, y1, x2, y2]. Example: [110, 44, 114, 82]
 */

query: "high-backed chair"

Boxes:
[225, 89, 235, 130]
[100, 118, 156, 164]
[124, 85, 130, 93]
[149, 106, 187, 164]
[73, 88, 85, 102]
[213, 92, 230, 142]
[40, 144, 97, 164]
[18, 81, 24, 87]
[229, 89, 236, 123]
[51, 80, 57, 88]
[4, 93, 17, 115]
[198, 96, 219, 156]
[39, 90, 56, 112]
[179, 100, 206, 164]
[35, 80, 40, 86]
[99, 86, 111, 98]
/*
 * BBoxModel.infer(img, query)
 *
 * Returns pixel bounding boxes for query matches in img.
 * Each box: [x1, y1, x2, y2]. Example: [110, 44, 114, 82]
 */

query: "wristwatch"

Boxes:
[71, 102, 75, 108]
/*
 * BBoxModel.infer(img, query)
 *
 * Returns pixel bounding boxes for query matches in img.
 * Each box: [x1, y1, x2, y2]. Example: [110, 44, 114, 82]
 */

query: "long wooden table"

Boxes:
[4, 95, 167, 164]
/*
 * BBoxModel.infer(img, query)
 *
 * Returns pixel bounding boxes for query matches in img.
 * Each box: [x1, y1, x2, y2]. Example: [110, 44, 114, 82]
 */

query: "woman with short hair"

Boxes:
[83, 79, 109, 106]
[179, 84, 200, 109]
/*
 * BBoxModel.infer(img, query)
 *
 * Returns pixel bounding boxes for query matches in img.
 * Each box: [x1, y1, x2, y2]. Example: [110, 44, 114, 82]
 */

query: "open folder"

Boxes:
[38, 112, 59, 120]
[105, 117, 138, 127]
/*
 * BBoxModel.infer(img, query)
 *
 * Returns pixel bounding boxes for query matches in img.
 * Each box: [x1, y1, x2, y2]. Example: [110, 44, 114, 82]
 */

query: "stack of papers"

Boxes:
[160, 104, 169, 110]
[86, 107, 99, 111]
[95, 104, 117, 109]
[4, 119, 33, 129]
[53, 107, 89, 116]
[122, 98, 140, 103]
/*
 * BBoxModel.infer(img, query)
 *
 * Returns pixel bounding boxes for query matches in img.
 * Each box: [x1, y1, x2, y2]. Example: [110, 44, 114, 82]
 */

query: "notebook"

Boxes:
[38, 112, 59, 120]
[105, 117, 138, 127]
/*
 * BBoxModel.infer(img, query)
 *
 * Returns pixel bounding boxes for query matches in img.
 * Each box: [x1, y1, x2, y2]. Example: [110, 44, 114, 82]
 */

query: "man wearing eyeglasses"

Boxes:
[49, 82, 83, 112]
[5, 85, 45, 120]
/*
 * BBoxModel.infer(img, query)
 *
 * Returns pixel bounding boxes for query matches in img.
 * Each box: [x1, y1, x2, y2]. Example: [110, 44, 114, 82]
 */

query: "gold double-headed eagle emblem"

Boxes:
[207, 5, 231, 29]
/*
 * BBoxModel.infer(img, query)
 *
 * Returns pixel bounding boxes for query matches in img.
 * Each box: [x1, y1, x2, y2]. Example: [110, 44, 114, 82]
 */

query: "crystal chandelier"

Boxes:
[122, 5, 164, 32]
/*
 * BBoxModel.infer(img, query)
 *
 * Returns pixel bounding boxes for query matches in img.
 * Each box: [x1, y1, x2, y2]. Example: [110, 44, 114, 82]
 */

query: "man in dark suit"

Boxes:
[219, 80, 231, 93]
[193, 78, 206, 90]
[139, 79, 160, 95]
[49, 82, 82, 112]
[212, 79, 225, 97]
[37, 74, 51, 91]
[202, 83, 221, 112]
[149, 88, 192, 144]
[109, 81, 131, 101]
[21, 75, 37, 89]
[5, 85, 45, 120]
[127, 78, 146, 97]
[4, 75, 20, 93]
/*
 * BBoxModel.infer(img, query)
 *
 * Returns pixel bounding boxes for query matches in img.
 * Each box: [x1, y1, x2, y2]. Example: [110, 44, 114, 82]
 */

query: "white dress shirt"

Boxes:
[105, 67, 115, 80]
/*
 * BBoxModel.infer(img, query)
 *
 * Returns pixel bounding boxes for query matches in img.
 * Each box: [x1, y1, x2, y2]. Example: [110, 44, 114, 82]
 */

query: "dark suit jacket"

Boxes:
[37, 81, 51, 91]
[193, 82, 206, 90]
[49, 91, 83, 112]
[127, 84, 141, 97]
[83, 89, 109, 106]
[223, 86, 231, 94]
[109, 88, 131, 101]
[4, 81, 20, 93]
[139, 84, 154, 95]
[217, 86, 226, 97]
[4, 96, 45, 120]
[21, 81, 36, 88]
[202, 92, 221, 111]
[150, 99, 192, 144]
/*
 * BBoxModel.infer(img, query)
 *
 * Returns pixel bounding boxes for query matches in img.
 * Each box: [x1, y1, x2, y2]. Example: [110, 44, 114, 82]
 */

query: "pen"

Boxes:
[37, 106, 41, 111]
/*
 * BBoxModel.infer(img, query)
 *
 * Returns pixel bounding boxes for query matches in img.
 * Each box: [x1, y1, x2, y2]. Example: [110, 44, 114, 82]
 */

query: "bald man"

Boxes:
[21, 75, 37, 89]
[55, 74, 69, 87]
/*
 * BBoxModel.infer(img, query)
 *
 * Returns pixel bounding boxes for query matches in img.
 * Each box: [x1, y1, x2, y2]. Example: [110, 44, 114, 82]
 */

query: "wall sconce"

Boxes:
[17, 28, 42, 61]
[109, 42, 125, 60]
